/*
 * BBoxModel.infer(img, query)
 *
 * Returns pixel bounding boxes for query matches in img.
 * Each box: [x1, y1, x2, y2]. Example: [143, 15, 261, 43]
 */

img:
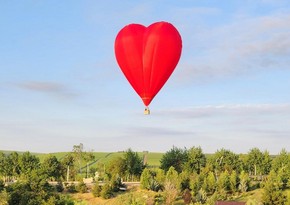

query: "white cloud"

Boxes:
[175, 11, 290, 83]
[155, 103, 290, 119]
[14, 81, 79, 99]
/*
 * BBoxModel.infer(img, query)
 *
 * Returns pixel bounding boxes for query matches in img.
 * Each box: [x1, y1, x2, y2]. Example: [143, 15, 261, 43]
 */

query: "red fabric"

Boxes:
[115, 22, 182, 106]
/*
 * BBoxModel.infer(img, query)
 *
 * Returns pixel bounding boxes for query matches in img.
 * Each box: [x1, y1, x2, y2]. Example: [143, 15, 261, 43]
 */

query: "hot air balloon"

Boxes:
[114, 21, 182, 114]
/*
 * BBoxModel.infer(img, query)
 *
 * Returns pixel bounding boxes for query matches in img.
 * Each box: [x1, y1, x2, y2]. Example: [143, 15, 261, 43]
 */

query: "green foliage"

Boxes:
[160, 146, 187, 173]
[0, 179, 4, 192]
[1, 146, 290, 205]
[123, 148, 144, 181]
[183, 146, 206, 174]
[166, 166, 179, 188]
[140, 168, 163, 192]
[0, 190, 9, 205]
[246, 148, 272, 176]
[212, 148, 242, 174]
[41, 155, 62, 181]
[216, 170, 230, 192]
[100, 183, 113, 199]
[229, 170, 239, 193]
[196, 188, 207, 204]
[179, 171, 191, 191]
[66, 183, 77, 193]
[92, 181, 101, 197]
[55, 181, 64, 192]
[163, 166, 180, 204]
[239, 170, 250, 193]
[205, 171, 216, 194]
[140, 168, 151, 189]
[19, 152, 40, 179]
[107, 157, 126, 179]
[272, 149, 290, 172]
[76, 181, 87, 193]
[111, 176, 125, 192]
[262, 170, 287, 204]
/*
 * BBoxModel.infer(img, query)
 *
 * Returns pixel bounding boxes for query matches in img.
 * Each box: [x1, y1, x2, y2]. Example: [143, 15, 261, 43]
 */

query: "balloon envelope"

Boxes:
[114, 21, 182, 106]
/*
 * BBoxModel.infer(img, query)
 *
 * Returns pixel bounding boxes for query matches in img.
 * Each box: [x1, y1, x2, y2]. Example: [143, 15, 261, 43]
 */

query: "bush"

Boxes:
[0, 191, 9, 205]
[92, 182, 102, 197]
[55, 181, 64, 192]
[100, 183, 113, 199]
[76, 182, 87, 193]
[111, 177, 126, 192]
[66, 183, 77, 193]
[0, 179, 5, 191]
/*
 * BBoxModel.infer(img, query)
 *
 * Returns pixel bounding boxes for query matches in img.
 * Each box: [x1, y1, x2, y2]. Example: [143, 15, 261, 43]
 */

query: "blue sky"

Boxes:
[1, 0, 290, 154]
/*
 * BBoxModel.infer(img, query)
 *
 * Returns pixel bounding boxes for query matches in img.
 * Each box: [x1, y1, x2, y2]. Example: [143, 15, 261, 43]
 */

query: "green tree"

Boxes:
[0, 152, 9, 178]
[7, 169, 56, 205]
[206, 171, 216, 194]
[196, 188, 207, 204]
[0, 190, 9, 205]
[61, 153, 76, 182]
[18, 152, 40, 179]
[183, 146, 206, 174]
[216, 170, 230, 192]
[83, 151, 95, 178]
[239, 170, 250, 193]
[262, 170, 287, 205]
[246, 148, 272, 176]
[160, 146, 187, 173]
[163, 166, 180, 204]
[41, 155, 62, 181]
[190, 172, 200, 194]
[73, 143, 84, 173]
[272, 149, 289, 172]
[166, 166, 179, 188]
[140, 168, 151, 190]
[92, 181, 101, 197]
[213, 149, 241, 174]
[123, 148, 144, 181]
[179, 171, 190, 191]
[76, 181, 88, 193]
[229, 170, 239, 193]
[7, 152, 21, 177]
[272, 148, 290, 188]
[140, 168, 163, 192]
[155, 168, 166, 189]
[106, 157, 126, 179]
[100, 183, 113, 199]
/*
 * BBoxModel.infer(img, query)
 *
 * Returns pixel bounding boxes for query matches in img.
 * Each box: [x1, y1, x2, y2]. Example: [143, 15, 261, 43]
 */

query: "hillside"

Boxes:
[0, 150, 164, 167]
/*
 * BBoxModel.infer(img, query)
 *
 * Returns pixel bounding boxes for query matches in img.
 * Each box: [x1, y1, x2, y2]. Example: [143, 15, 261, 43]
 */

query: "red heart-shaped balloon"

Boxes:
[114, 21, 182, 106]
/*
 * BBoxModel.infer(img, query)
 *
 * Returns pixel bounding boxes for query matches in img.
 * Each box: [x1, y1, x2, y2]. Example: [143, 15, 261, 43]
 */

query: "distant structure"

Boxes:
[215, 202, 246, 205]
[143, 151, 148, 165]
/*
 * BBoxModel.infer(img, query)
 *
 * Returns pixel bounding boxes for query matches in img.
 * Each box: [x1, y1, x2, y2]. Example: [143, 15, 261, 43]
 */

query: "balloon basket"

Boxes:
[144, 107, 150, 115]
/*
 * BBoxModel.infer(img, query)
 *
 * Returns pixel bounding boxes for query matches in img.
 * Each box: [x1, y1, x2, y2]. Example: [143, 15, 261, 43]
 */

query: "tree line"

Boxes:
[140, 146, 290, 204]
[0, 146, 290, 204]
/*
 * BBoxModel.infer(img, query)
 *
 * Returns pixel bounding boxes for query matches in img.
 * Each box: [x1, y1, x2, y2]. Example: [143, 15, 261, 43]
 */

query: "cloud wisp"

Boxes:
[155, 103, 290, 119]
[15, 81, 79, 100]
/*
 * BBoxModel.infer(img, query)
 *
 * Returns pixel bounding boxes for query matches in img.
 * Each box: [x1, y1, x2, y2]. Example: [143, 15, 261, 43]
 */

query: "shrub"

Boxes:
[76, 182, 87, 193]
[55, 181, 64, 192]
[92, 182, 102, 197]
[67, 183, 77, 193]
[100, 183, 113, 199]
[0, 179, 5, 191]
